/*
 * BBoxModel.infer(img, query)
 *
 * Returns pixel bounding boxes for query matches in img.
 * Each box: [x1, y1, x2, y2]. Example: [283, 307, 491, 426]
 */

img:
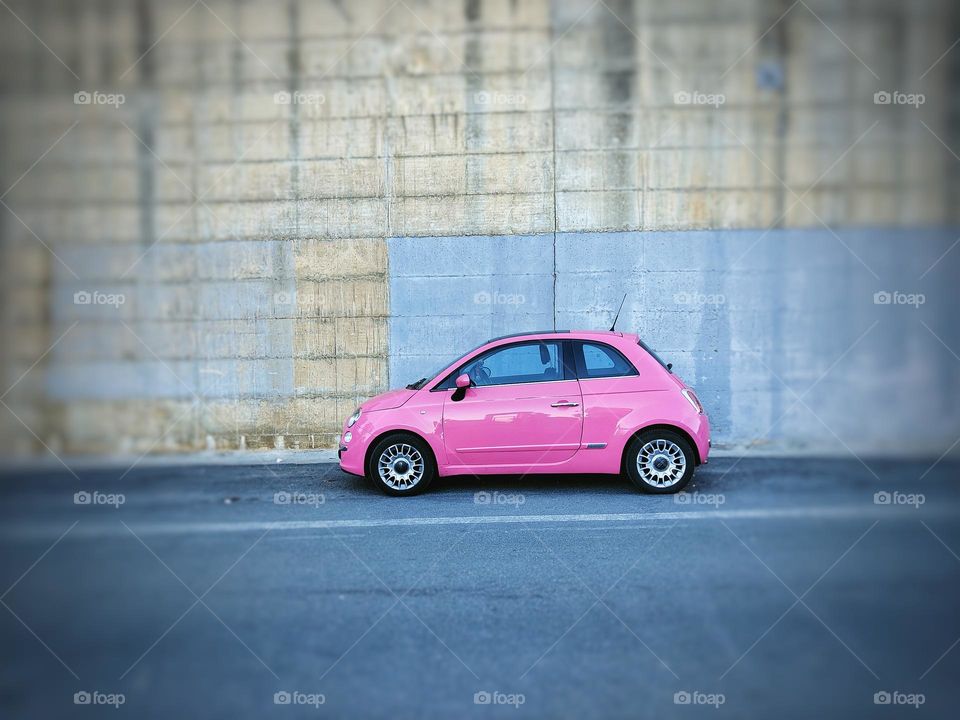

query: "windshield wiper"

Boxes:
[405, 378, 427, 390]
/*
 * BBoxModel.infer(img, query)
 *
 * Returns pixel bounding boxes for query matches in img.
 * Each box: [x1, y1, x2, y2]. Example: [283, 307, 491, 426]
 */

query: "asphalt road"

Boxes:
[1, 457, 959, 719]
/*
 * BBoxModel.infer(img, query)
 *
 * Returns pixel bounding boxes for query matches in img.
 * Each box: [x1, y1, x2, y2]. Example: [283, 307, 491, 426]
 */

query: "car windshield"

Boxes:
[406, 355, 465, 389]
[407, 341, 489, 389]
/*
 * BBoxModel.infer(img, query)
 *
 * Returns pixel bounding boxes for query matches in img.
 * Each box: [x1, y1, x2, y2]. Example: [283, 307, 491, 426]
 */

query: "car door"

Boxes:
[441, 340, 582, 467]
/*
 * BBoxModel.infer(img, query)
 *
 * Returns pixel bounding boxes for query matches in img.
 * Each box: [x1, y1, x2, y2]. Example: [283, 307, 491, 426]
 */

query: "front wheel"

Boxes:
[366, 433, 436, 496]
[624, 430, 695, 494]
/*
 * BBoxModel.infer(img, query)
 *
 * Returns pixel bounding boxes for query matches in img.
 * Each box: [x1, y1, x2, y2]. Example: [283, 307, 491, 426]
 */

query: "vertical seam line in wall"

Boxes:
[135, 0, 166, 444]
[232, 0, 245, 449]
[550, 0, 558, 332]
[289, 0, 302, 446]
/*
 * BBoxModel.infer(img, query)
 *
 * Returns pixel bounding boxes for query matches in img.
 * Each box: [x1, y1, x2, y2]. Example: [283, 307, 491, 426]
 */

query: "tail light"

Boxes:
[681, 388, 704, 414]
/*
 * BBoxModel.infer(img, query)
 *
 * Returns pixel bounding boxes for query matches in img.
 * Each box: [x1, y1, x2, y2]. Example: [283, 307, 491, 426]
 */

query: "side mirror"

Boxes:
[452, 373, 471, 401]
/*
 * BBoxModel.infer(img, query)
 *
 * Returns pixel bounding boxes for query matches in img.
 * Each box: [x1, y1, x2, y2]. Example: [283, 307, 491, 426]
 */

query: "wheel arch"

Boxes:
[621, 423, 702, 469]
[364, 428, 439, 478]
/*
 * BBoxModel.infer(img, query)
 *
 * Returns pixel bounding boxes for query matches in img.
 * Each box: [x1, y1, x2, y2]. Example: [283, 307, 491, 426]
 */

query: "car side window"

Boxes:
[461, 341, 563, 387]
[578, 341, 638, 379]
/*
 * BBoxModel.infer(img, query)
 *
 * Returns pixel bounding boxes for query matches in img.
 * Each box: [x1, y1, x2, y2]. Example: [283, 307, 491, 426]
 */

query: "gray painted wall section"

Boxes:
[389, 229, 960, 453]
[388, 234, 555, 382]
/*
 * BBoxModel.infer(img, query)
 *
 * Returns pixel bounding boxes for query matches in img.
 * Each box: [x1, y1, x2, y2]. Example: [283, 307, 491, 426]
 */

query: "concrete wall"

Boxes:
[0, 0, 958, 456]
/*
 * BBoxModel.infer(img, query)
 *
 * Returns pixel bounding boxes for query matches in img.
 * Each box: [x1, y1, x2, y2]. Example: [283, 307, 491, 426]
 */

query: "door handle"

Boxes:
[551, 401, 579, 407]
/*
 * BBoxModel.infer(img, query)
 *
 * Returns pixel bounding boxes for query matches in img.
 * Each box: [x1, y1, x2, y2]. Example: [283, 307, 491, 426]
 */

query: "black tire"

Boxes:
[366, 433, 436, 496]
[624, 429, 695, 494]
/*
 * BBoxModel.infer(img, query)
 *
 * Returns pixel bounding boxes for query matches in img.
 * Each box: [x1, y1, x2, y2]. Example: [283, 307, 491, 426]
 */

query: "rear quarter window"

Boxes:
[576, 341, 639, 379]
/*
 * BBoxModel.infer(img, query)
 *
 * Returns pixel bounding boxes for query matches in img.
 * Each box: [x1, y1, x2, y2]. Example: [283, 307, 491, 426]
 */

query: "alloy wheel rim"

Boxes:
[637, 439, 686, 487]
[377, 443, 425, 490]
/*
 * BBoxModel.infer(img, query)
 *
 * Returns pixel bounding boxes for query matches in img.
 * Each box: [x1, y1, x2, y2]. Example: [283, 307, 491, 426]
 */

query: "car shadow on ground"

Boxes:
[330, 467, 730, 498]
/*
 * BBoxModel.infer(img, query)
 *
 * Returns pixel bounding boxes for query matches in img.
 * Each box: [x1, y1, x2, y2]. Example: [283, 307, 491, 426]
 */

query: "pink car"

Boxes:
[338, 331, 710, 496]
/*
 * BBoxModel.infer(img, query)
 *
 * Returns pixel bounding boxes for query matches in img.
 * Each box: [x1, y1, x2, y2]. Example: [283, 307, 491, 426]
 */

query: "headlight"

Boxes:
[346, 408, 362, 427]
[342, 432, 352, 443]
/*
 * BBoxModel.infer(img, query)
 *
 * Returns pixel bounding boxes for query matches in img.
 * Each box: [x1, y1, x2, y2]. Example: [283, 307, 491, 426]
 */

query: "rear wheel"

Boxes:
[624, 429, 695, 494]
[366, 433, 436, 496]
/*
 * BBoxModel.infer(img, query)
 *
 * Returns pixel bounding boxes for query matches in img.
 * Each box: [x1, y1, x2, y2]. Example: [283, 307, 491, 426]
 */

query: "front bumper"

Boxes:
[337, 422, 371, 476]
[337, 443, 366, 476]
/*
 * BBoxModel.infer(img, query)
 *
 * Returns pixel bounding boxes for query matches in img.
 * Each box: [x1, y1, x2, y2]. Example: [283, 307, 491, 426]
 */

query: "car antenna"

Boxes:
[609, 293, 627, 332]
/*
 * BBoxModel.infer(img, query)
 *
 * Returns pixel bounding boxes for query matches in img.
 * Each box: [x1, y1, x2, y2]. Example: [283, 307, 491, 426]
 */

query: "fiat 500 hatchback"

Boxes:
[339, 331, 709, 496]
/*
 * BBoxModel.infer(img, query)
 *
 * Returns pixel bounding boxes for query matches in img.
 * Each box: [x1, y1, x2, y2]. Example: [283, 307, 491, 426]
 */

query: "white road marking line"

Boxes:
[2, 504, 955, 540]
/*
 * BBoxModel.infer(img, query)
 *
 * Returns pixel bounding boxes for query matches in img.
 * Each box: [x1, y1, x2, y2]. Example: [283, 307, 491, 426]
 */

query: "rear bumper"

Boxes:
[693, 413, 711, 464]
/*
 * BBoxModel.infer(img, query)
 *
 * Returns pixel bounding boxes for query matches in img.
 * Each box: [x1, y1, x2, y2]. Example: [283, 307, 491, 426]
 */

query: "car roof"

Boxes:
[485, 330, 626, 343]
